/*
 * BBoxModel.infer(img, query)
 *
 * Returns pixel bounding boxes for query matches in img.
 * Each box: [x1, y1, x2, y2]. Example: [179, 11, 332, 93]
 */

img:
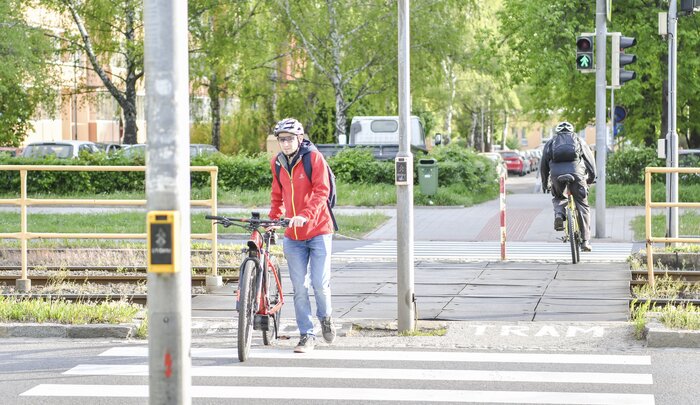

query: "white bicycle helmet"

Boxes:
[555, 121, 575, 133]
[273, 118, 304, 136]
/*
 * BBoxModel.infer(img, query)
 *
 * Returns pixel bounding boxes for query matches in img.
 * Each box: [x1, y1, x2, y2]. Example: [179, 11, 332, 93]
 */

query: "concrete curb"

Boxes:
[0, 322, 138, 339]
[644, 318, 700, 348]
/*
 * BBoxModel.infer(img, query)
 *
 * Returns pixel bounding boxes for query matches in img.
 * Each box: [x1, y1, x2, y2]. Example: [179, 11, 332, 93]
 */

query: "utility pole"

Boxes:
[666, 0, 679, 239]
[144, 0, 192, 403]
[396, 0, 415, 333]
[595, 0, 608, 238]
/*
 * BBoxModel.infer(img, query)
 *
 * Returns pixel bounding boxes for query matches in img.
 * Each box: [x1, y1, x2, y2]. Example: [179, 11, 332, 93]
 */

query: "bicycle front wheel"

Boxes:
[567, 208, 579, 264]
[237, 259, 257, 362]
[262, 258, 282, 345]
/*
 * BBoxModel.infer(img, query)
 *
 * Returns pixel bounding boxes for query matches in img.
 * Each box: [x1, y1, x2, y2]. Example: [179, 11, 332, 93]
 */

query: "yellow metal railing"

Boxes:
[0, 165, 219, 290]
[644, 166, 700, 286]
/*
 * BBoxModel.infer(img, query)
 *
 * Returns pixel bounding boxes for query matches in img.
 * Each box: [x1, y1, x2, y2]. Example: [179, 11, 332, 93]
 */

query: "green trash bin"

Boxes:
[417, 158, 438, 196]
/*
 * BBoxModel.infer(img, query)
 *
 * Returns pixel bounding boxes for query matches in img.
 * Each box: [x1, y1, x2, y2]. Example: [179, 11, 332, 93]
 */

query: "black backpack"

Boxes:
[275, 151, 338, 231]
[551, 132, 580, 163]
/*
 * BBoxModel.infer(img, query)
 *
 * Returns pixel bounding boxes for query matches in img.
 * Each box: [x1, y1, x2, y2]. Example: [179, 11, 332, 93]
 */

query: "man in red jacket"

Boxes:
[269, 117, 335, 353]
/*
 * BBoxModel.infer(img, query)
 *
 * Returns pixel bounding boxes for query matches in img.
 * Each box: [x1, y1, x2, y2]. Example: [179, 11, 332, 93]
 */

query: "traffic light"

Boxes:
[576, 35, 594, 71]
[612, 33, 637, 87]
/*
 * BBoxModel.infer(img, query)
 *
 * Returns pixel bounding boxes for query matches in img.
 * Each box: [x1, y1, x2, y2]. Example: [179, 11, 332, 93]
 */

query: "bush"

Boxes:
[327, 148, 393, 185]
[606, 146, 663, 184]
[428, 144, 497, 189]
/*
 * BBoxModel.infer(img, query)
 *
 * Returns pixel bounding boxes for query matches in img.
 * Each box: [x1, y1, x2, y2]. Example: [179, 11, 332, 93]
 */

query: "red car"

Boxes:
[499, 151, 527, 176]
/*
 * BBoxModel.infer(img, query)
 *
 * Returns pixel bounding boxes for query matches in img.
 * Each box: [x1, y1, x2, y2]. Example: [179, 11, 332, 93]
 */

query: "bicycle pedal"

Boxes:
[254, 315, 271, 331]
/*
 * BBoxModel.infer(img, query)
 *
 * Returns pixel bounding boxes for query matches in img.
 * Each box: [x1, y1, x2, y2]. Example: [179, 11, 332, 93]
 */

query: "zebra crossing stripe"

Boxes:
[20, 384, 655, 404]
[99, 347, 651, 365]
[333, 241, 633, 261]
[64, 364, 653, 385]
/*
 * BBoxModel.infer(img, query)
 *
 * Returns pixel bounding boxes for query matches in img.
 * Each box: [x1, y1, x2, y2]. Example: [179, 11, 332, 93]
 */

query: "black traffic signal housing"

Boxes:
[576, 35, 594, 72]
[612, 33, 637, 87]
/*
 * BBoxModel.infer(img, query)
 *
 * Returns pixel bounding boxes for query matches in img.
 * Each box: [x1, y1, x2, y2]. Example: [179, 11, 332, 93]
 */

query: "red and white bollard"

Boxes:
[500, 175, 506, 260]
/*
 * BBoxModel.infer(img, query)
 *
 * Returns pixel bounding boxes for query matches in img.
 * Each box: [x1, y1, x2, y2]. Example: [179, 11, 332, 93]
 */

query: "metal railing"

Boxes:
[644, 166, 700, 286]
[0, 165, 219, 291]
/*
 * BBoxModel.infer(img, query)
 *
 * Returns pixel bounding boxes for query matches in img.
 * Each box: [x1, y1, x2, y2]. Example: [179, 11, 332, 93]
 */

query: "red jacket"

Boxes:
[269, 141, 333, 240]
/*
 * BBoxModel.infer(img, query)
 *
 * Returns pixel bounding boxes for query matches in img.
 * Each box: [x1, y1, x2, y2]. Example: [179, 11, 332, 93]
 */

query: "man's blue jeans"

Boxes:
[283, 234, 333, 336]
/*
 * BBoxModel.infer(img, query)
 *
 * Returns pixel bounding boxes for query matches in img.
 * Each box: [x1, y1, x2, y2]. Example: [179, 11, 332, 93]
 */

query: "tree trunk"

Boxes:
[334, 93, 347, 143]
[469, 111, 477, 148]
[501, 111, 509, 150]
[122, 103, 138, 145]
[209, 72, 221, 150]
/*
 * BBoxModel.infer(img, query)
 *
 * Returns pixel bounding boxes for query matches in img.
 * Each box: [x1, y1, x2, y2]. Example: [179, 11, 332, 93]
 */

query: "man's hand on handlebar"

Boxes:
[288, 215, 308, 228]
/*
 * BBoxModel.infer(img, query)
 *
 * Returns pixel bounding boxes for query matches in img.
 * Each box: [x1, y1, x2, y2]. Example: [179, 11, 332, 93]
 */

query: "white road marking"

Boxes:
[64, 364, 653, 385]
[99, 347, 651, 365]
[20, 384, 655, 404]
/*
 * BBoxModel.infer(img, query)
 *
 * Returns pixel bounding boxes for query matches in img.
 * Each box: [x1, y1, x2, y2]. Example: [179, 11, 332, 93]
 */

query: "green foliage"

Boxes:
[594, 184, 700, 207]
[499, 0, 700, 147]
[606, 147, 664, 184]
[0, 296, 141, 324]
[0, 0, 56, 145]
[327, 148, 393, 185]
[191, 152, 272, 191]
[428, 144, 497, 189]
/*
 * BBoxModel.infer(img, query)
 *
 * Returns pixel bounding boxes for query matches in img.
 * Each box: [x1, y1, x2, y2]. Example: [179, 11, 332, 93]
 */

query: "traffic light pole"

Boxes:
[144, 0, 192, 403]
[666, 0, 679, 240]
[595, 0, 608, 238]
[396, 0, 415, 333]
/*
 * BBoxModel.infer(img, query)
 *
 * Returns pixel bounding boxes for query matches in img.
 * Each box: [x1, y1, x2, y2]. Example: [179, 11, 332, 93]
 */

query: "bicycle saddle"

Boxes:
[557, 174, 576, 183]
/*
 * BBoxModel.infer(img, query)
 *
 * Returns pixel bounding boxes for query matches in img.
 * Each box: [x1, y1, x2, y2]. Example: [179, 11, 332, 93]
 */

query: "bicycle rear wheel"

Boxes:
[566, 208, 579, 264]
[262, 259, 282, 345]
[237, 259, 257, 362]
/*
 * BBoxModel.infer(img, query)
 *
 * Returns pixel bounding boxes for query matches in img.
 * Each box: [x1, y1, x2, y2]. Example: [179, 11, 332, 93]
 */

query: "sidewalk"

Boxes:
[365, 179, 644, 243]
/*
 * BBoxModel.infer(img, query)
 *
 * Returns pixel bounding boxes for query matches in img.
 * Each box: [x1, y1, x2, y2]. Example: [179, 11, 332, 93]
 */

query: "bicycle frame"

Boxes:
[243, 227, 284, 317]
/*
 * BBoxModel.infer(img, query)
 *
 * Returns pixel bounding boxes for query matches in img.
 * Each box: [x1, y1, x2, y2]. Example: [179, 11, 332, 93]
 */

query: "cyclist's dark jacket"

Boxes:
[540, 132, 596, 186]
[269, 139, 334, 241]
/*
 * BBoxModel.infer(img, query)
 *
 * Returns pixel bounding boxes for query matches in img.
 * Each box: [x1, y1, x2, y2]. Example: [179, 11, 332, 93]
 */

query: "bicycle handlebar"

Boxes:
[205, 215, 289, 229]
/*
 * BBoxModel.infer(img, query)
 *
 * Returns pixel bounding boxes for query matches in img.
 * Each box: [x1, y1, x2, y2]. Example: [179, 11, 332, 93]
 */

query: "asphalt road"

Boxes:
[2, 333, 698, 404]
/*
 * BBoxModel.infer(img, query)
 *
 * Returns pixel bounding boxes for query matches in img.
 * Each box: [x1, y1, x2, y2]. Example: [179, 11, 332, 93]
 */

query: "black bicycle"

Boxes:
[206, 213, 289, 361]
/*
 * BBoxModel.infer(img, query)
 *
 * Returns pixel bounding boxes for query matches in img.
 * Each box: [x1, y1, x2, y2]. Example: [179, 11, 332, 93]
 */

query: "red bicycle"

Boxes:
[206, 212, 288, 361]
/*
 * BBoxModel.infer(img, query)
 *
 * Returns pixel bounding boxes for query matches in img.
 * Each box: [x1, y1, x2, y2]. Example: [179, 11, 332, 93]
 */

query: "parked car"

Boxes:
[21, 140, 100, 159]
[120, 143, 219, 159]
[95, 142, 123, 154]
[479, 152, 508, 179]
[0, 147, 21, 157]
[499, 150, 527, 176]
[679, 149, 700, 167]
[190, 143, 219, 157]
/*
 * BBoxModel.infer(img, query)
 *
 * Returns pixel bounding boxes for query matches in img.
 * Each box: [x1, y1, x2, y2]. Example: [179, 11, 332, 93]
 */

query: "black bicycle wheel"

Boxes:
[237, 259, 257, 362]
[567, 208, 578, 264]
[574, 209, 581, 261]
[262, 259, 282, 345]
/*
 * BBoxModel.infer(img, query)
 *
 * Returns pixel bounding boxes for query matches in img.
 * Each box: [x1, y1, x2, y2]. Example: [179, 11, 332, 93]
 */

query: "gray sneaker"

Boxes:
[321, 317, 336, 344]
[294, 335, 315, 353]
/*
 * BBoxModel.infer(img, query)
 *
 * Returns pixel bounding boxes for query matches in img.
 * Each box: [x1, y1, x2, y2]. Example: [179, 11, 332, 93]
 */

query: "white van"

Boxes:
[346, 116, 427, 151]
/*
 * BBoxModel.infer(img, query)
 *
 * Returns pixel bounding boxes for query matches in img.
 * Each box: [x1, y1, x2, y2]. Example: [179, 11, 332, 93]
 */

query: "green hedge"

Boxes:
[0, 144, 497, 195]
[606, 146, 664, 184]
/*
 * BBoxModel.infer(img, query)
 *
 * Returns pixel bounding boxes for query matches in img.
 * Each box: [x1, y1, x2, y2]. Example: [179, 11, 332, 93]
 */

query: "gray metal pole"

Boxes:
[144, 0, 192, 403]
[595, 0, 608, 238]
[610, 88, 614, 148]
[667, 0, 679, 239]
[397, 0, 415, 332]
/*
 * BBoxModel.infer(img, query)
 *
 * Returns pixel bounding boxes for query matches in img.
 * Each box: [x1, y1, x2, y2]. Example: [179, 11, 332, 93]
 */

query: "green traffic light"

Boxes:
[577, 54, 591, 68]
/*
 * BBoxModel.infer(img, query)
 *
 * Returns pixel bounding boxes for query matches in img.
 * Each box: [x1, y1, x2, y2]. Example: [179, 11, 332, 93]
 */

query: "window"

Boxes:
[370, 120, 398, 133]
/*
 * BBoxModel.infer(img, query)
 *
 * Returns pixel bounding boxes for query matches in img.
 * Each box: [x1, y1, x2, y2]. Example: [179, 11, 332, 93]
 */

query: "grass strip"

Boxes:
[0, 296, 142, 324]
[0, 212, 389, 240]
[630, 211, 700, 241]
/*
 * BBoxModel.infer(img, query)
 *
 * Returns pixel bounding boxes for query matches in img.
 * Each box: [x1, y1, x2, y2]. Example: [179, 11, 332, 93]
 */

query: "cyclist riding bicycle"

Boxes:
[269, 117, 336, 353]
[540, 121, 597, 252]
